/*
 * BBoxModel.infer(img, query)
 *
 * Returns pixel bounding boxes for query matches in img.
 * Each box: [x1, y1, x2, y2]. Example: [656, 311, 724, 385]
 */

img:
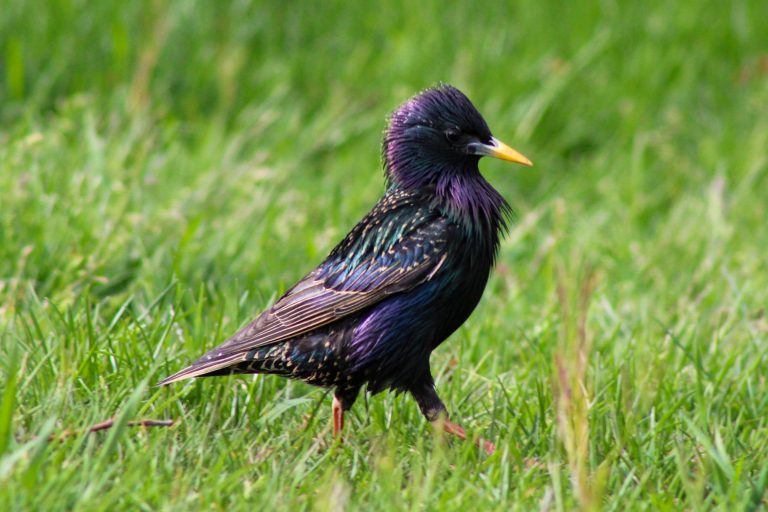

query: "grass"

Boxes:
[1, 0, 767, 509]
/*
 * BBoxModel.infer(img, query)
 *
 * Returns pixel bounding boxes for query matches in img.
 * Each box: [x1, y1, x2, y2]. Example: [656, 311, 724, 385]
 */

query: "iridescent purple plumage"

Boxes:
[158, 84, 532, 453]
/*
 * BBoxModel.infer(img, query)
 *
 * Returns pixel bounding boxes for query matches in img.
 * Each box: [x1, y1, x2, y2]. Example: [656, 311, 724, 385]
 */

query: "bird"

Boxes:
[158, 84, 532, 454]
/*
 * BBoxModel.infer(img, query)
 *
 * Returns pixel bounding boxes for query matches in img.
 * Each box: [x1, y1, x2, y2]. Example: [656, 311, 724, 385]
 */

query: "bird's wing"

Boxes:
[158, 189, 455, 385]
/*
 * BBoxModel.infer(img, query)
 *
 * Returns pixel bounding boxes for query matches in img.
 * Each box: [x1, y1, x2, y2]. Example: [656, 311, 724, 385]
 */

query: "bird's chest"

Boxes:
[345, 243, 494, 391]
[428, 248, 493, 346]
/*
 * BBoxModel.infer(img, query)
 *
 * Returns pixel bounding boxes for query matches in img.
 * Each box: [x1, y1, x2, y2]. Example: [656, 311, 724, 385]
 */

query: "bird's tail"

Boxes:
[155, 353, 245, 386]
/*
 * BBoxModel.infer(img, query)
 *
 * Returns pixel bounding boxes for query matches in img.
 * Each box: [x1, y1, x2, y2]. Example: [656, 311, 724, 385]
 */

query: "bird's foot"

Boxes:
[439, 419, 496, 455]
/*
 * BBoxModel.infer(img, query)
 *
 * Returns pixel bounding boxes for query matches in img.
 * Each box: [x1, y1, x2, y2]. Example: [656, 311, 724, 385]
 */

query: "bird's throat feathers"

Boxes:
[433, 170, 511, 257]
[386, 166, 511, 263]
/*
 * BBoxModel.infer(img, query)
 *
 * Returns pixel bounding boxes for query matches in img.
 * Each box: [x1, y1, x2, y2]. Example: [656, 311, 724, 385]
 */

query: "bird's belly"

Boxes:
[346, 264, 490, 393]
[233, 259, 492, 395]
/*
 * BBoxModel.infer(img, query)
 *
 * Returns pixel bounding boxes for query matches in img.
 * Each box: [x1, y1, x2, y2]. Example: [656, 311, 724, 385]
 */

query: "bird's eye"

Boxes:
[444, 128, 461, 143]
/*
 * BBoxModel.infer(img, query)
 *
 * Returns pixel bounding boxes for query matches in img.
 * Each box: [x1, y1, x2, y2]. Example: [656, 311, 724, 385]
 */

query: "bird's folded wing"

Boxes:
[158, 195, 454, 385]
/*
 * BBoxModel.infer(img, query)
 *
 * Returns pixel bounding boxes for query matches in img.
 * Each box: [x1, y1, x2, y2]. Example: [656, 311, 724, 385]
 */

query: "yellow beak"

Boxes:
[472, 137, 533, 166]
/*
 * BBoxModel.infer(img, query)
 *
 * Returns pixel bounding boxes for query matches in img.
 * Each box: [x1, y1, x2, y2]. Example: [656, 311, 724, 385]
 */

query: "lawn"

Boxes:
[2, 1, 767, 510]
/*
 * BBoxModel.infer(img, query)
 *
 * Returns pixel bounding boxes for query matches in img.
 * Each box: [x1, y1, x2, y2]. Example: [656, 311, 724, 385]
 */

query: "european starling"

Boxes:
[158, 85, 532, 454]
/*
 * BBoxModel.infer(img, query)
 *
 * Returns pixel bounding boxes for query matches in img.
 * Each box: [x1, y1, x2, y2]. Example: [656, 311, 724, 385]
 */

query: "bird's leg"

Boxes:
[411, 380, 496, 455]
[331, 387, 360, 442]
[332, 395, 344, 439]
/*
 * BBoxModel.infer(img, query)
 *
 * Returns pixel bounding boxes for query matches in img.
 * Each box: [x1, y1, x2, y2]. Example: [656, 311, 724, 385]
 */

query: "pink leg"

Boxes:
[441, 419, 496, 455]
[332, 395, 344, 440]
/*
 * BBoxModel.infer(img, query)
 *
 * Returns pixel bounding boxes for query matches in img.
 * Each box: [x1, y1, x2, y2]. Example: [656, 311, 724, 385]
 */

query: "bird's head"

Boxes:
[383, 84, 532, 189]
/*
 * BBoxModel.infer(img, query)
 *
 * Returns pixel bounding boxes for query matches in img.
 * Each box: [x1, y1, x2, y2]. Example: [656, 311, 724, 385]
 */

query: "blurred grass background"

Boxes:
[1, 0, 767, 509]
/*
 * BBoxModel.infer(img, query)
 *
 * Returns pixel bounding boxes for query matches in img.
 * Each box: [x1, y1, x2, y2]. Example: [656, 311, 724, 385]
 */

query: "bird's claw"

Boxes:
[439, 418, 496, 455]
[478, 438, 496, 455]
